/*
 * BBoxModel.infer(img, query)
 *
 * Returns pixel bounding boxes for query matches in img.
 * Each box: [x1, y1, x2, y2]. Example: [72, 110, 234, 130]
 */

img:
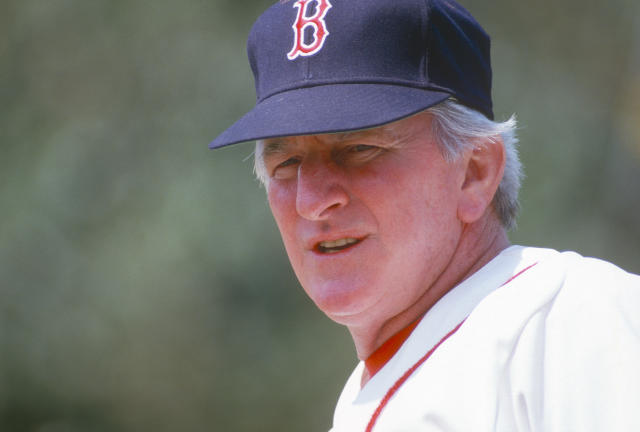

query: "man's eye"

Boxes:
[278, 157, 300, 168]
[338, 144, 383, 163]
[349, 144, 377, 153]
[271, 157, 300, 178]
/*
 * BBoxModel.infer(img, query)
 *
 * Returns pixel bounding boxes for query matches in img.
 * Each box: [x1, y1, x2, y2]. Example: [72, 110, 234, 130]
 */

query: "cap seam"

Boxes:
[424, 0, 436, 88]
[420, 0, 430, 84]
[258, 78, 452, 103]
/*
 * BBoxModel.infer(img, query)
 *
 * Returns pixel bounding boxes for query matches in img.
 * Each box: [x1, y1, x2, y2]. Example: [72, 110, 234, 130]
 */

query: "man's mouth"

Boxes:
[316, 238, 361, 254]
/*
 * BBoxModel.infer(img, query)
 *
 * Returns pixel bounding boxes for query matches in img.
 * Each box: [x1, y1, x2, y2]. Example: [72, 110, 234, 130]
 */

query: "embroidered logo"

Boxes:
[287, 0, 333, 60]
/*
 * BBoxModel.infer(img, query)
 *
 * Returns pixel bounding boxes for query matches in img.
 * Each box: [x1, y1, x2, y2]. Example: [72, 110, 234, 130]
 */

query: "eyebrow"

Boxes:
[261, 140, 290, 158]
[334, 129, 378, 141]
[260, 127, 395, 157]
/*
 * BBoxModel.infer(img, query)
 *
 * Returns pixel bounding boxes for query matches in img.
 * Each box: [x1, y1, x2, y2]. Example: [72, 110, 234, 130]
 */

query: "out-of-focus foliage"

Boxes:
[0, 0, 638, 431]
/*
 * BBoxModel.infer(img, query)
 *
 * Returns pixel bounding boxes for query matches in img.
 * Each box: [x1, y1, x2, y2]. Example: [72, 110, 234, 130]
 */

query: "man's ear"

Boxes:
[457, 137, 506, 224]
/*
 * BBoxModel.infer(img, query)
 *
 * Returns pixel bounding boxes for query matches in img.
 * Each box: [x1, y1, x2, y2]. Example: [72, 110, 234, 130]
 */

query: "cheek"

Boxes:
[267, 182, 301, 257]
[267, 182, 296, 222]
[388, 180, 462, 282]
[371, 164, 461, 246]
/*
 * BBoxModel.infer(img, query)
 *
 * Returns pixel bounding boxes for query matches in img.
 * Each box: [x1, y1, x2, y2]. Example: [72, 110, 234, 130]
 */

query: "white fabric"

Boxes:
[330, 246, 640, 432]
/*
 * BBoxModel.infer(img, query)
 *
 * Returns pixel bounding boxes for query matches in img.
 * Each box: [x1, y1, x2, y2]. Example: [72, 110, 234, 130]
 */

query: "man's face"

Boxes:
[261, 112, 467, 328]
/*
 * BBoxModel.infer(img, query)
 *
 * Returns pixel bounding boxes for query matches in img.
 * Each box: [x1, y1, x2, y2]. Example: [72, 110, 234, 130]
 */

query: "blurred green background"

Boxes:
[1, 0, 639, 430]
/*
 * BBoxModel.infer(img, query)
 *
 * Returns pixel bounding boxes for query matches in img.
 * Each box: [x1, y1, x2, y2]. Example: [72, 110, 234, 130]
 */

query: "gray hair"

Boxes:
[254, 99, 522, 229]
[428, 100, 522, 229]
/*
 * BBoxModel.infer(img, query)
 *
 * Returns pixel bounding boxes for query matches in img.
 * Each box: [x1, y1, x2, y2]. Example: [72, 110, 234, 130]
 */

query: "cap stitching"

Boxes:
[258, 80, 453, 103]
[420, 0, 430, 84]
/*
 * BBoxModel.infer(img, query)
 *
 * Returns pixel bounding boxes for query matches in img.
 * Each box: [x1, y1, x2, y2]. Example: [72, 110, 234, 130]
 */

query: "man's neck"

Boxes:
[348, 215, 510, 361]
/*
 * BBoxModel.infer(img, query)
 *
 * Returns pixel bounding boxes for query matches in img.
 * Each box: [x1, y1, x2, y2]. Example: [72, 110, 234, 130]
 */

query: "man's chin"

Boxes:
[307, 284, 380, 326]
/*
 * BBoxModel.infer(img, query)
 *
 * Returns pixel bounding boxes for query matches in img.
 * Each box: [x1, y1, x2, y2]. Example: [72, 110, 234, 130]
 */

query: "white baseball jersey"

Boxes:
[330, 246, 640, 432]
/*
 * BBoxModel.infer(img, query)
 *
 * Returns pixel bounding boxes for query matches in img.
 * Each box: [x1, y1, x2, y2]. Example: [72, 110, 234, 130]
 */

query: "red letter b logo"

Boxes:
[287, 0, 333, 60]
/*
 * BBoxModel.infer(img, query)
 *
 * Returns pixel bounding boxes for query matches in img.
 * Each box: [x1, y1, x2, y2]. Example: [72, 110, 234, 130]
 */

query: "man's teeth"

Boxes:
[318, 238, 359, 252]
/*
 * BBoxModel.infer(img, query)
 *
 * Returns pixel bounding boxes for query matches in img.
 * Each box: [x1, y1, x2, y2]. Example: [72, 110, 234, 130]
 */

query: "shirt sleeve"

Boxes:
[508, 257, 640, 432]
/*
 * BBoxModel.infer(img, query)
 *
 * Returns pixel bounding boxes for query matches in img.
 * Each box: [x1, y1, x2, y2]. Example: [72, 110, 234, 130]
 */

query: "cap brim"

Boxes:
[209, 84, 451, 149]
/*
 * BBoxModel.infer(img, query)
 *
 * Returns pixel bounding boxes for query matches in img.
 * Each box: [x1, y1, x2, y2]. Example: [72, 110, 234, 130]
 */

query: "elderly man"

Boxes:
[210, 0, 640, 430]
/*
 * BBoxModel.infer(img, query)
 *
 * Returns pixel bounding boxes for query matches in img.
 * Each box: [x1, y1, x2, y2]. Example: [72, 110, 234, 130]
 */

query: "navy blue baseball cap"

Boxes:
[209, 0, 493, 149]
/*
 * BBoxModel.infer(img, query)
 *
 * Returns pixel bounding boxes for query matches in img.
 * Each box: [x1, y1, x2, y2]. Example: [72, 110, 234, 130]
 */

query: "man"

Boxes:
[210, 0, 640, 430]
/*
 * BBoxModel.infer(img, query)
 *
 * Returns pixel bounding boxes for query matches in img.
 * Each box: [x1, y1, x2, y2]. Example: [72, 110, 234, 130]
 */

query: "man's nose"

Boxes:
[295, 156, 349, 221]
